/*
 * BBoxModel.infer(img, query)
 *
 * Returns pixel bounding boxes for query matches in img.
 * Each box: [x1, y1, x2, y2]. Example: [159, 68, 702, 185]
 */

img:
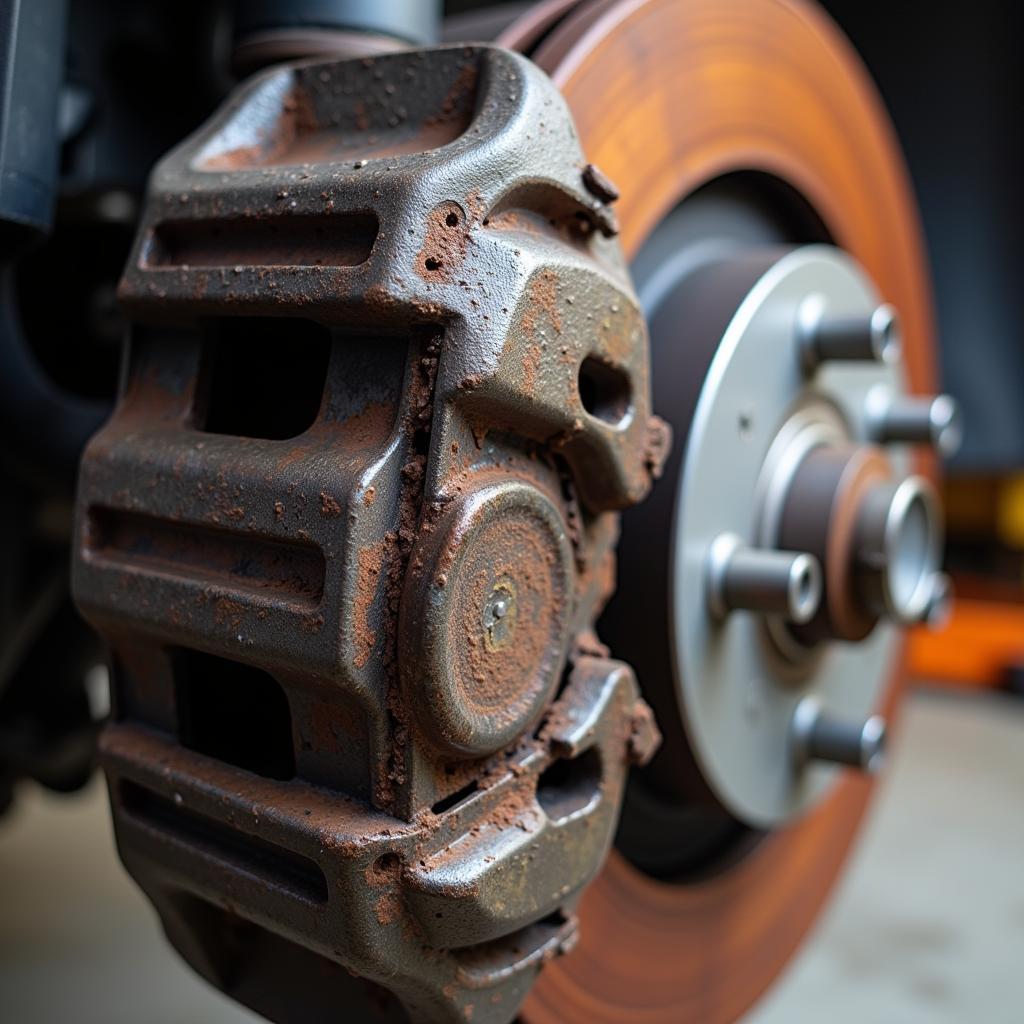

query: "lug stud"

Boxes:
[798, 299, 901, 372]
[706, 533, 822, 623]
[866, 389, 963, 456]
[791, 697, 887, 773]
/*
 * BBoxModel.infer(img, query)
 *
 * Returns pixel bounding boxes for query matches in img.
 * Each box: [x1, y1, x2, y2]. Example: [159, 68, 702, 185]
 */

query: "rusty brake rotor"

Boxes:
[512, 1, 954, 1021]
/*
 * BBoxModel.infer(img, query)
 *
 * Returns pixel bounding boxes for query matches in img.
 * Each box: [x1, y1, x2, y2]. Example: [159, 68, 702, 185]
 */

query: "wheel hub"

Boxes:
[649, 244, 953, 825]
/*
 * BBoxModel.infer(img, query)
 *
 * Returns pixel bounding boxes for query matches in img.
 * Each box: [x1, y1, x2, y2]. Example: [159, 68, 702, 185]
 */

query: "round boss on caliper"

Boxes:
[400, 480, 574, 757]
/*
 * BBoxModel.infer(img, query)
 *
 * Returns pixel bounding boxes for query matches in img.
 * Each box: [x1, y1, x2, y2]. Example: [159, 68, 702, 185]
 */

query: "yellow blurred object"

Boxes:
[996, 475, 1024, 551]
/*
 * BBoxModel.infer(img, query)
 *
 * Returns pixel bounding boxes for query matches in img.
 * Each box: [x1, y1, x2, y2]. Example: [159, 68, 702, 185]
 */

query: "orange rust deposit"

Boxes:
[416, 202, 470, 281]
[320, 491, 343, 518]
[521, 343, 542, 397]
[520, 269, 563, 339]
[354, 538, 389, 670]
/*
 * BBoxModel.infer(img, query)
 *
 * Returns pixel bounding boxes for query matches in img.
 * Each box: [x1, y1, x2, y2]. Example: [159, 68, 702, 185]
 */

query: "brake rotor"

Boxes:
[504, 1, 939, 1020]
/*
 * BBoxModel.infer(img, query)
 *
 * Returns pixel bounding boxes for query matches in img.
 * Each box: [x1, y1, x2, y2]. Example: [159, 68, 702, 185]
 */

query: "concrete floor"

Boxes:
[1, 688, 1022, 1023]
[750, 687, 1024, 1024]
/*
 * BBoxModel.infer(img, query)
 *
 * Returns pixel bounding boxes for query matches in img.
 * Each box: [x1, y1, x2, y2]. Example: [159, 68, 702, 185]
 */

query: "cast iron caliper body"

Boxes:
[72, 45, 667, 1024]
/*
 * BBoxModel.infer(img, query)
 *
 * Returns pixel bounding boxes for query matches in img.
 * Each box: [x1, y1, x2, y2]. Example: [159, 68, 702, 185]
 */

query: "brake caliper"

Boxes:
[73, 46, 666, 1024]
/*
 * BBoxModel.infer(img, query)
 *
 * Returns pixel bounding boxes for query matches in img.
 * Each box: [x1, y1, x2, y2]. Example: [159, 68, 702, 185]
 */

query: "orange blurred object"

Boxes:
[909, 599, 1024, 688]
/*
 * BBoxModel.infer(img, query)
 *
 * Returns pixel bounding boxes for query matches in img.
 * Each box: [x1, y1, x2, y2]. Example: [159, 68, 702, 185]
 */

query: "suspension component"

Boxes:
[230, 0, 443, 74]
[72, 45, 665, 1024]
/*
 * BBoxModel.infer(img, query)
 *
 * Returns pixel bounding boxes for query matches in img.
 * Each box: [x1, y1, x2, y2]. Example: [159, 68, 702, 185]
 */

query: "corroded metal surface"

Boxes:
[72, 44, 664, 1024]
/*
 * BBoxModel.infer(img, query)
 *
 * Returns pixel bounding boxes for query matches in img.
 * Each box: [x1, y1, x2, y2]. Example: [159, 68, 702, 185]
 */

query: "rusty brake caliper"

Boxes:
[72, 45, 667, 1024]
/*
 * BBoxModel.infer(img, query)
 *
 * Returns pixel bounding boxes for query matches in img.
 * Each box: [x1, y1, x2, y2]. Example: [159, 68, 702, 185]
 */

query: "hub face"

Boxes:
[667, 243, 946, 827]
[672, 246, 909, 824]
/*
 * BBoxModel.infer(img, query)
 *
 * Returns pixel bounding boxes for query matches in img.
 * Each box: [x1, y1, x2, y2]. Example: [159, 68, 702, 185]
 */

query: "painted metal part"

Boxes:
[72, 45, 664, 1024]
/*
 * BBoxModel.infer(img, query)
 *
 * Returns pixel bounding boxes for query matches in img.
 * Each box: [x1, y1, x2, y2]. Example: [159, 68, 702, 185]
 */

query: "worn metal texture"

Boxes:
[72, 44, 665, 1024]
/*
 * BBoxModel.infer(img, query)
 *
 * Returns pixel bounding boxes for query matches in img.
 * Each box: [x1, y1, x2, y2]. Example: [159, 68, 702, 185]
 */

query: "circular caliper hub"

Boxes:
[400, 480, 574, 758]
[664, 244, 956, 825]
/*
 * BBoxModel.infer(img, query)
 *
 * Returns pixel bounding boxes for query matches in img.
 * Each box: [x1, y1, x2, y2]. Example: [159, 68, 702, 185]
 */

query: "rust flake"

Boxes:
[521, 269, 562, 339]
[354, 538, 389, 669]
[320, 491, 343, 518]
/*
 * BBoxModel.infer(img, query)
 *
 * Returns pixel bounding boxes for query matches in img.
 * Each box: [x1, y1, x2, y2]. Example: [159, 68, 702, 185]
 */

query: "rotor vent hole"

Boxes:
[536, 748, 602, 822]
[578, 357, 631, 426]
[199, 318, 331, 439]
[173, 649, 295, 780]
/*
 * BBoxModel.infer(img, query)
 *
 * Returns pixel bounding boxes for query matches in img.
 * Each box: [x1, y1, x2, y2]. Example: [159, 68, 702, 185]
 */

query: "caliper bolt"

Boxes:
[706, 533, 822, 623]
[798, 298, 901, 372]
[791, 696, 887, 774]
[581, 162, 620, 204]
[865, 388, 963, 456]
